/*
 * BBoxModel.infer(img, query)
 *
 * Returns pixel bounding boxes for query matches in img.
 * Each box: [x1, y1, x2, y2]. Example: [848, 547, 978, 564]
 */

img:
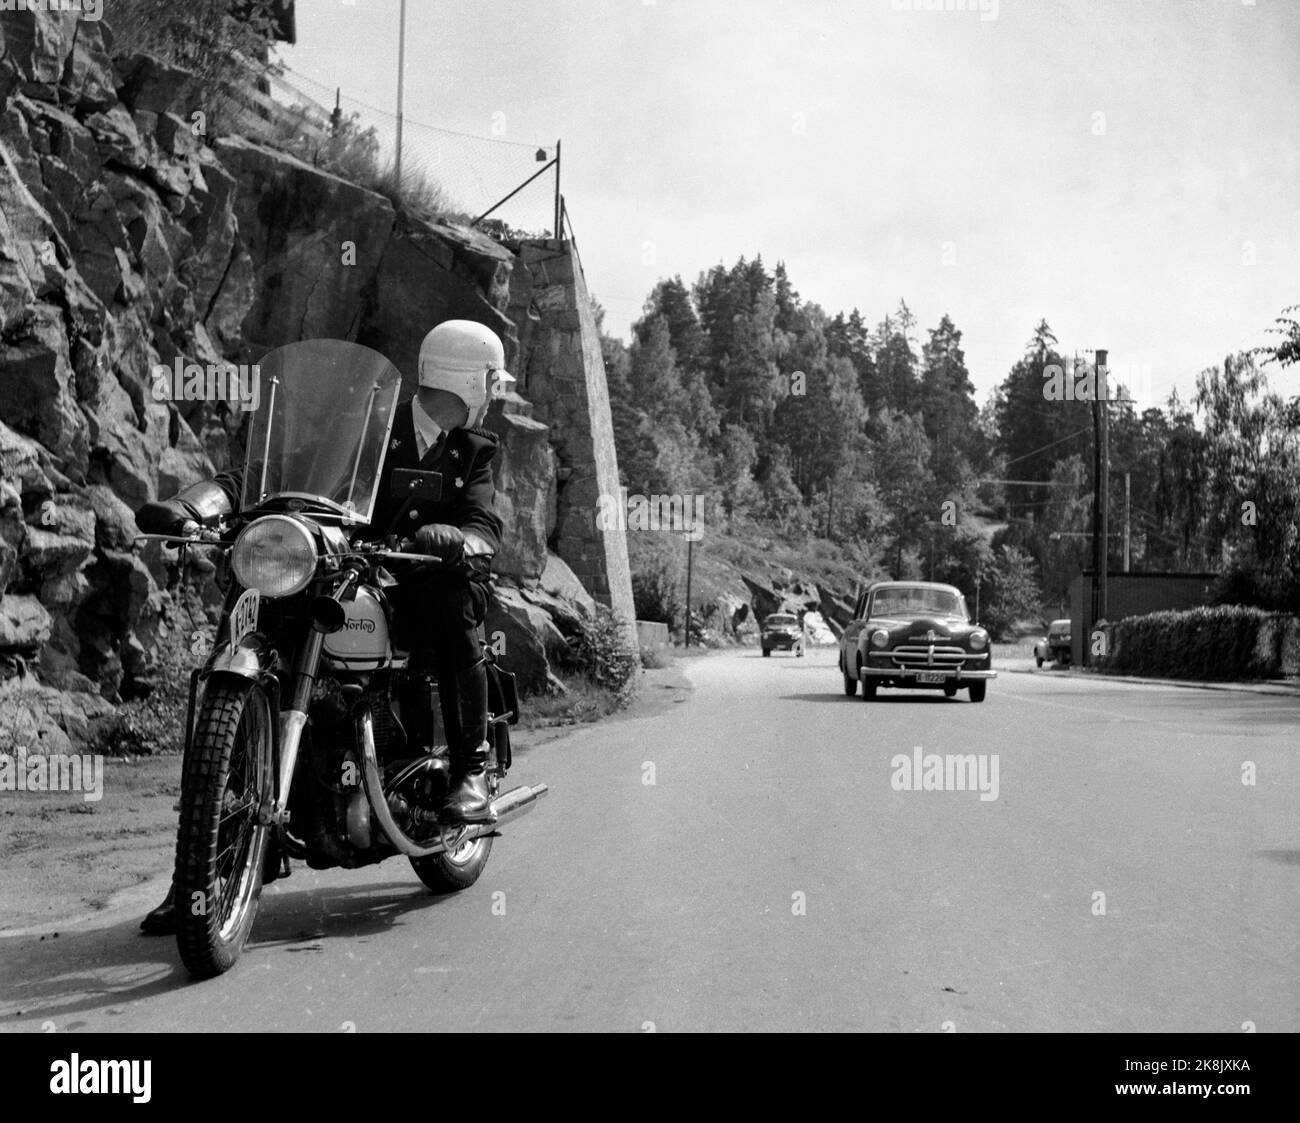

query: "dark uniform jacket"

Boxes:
[212, 398, 503, 552]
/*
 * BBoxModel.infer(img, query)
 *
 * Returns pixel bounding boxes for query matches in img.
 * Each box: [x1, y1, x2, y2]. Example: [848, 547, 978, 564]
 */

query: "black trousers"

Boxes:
[387, 572, 489, 676]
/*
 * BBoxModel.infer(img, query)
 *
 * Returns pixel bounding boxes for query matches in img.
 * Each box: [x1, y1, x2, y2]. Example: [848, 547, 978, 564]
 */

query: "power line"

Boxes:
[1002, 426, 1093, 469]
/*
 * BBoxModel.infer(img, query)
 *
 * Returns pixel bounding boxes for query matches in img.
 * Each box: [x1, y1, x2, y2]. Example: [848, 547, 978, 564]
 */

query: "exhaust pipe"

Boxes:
[359, 710, 548, 857]
[489, 783, 548, 828]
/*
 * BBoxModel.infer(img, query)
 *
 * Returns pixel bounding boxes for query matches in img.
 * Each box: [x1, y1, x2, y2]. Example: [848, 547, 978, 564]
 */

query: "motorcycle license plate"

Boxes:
[229, 588, 260, 646]
[916, 671, 946, 684]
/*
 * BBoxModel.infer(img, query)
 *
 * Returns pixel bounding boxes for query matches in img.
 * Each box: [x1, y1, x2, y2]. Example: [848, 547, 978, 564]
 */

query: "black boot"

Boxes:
[439, 659, 497, 825]
[140, 884, 176, 936]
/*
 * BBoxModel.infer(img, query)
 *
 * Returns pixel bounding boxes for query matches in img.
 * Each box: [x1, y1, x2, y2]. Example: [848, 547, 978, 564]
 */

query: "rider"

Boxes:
[134, 320, 515, 935]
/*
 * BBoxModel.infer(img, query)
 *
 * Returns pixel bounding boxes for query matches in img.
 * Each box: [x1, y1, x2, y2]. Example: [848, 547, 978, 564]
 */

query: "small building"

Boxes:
[1067, 571, 1219, 666]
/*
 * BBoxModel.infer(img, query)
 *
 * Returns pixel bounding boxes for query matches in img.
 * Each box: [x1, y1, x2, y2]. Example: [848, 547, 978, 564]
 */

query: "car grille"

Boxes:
[890, 644, 971, 669]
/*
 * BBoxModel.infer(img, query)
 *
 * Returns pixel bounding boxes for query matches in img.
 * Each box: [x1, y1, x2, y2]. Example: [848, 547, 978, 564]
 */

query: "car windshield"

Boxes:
[766, 615, 798, 627]
[869, 587, 967, 620]
[240, 340, 403, 525]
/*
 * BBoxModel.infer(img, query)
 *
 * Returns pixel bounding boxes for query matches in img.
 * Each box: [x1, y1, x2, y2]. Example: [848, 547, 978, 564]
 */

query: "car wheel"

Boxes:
[858, 661, 876, 701]
[762, 647, 770, 657]
[968, 681, 987, 703]
[841, 656, 858, 696]
[1036, 657, 1044, 668]
[795, 645, 804, 658]
[943, 683, 957, 698]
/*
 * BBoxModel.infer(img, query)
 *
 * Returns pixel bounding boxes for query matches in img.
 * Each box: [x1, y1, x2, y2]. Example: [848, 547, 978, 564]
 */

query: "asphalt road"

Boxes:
[3, 649, 1297, 1032]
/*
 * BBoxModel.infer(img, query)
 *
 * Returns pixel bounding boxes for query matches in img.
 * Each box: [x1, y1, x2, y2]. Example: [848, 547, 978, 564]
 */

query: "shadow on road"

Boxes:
[1256, 850, 1300, 865]
[0, 879, 451, 1027]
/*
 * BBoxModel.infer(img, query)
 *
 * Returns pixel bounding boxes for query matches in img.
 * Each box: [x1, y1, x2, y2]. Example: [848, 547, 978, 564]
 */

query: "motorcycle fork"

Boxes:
[270, 626, 324, 826]
[270, 570, 360, 827]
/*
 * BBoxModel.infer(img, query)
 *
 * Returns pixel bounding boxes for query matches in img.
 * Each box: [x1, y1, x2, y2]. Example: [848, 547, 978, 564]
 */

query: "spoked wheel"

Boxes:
[410, 775, 496, 893]
[174, 680, 273, 979]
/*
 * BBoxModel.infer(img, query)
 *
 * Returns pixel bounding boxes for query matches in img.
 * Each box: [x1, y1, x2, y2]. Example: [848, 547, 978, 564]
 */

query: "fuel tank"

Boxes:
[322, 585, 392, 670]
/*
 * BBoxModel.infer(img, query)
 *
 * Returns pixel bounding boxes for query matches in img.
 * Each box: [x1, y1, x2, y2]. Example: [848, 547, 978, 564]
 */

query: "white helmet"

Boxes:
[417, 320, 515, 424]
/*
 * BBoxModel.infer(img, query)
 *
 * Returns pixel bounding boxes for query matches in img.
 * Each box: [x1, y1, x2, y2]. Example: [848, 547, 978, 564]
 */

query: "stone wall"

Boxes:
[507, 241, 635, 627]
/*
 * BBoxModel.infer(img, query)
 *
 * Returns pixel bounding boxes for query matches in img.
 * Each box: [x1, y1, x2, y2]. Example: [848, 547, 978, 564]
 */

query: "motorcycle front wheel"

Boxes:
[174, 679, 274, 978]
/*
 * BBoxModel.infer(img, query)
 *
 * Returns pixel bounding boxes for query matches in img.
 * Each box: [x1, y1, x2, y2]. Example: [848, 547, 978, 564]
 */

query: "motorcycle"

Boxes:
[136, 340, 547, 979]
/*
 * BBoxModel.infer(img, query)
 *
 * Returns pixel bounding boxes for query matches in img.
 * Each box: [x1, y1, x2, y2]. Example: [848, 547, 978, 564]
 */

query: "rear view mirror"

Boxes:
[391, 469, 442, 503]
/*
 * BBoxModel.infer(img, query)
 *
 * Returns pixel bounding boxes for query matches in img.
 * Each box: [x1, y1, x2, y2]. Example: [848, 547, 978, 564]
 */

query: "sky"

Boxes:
[277, 0, 1300, 410]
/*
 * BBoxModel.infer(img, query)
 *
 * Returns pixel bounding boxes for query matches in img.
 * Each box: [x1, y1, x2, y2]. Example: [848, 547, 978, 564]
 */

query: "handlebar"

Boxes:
[131, 532, 445, 567]
[132, 524, 223, 546]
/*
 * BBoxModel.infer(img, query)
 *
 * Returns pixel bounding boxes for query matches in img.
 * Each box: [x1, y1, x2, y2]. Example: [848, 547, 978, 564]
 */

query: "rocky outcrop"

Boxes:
[0, 6, 635, 748]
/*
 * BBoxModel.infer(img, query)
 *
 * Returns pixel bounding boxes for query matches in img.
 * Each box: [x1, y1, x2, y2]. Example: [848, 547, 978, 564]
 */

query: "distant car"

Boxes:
[1034, 619, 1072, 667]
[761, 612, 805, 657]
[838, 581, 996, 702]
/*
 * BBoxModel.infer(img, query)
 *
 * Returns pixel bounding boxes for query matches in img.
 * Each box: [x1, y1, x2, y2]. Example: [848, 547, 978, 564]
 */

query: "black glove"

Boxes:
[135, 499, 195, 537]
[413, 523, 465, 566]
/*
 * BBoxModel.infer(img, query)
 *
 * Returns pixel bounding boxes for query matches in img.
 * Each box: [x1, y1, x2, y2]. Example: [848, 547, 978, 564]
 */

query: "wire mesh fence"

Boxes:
[267, 64, 560, 235]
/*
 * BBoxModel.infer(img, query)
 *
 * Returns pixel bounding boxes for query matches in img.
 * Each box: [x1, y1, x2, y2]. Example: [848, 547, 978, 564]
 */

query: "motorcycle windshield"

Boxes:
[240, 340, 403, 525]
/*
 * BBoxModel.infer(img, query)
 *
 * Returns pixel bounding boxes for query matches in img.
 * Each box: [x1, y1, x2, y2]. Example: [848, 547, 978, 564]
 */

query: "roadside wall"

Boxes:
[1069, 572, 1219, 666]
[507, 240, 635, 628]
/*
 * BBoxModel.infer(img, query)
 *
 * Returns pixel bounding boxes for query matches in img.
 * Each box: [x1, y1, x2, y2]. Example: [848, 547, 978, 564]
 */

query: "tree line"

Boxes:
[598, 258, 1300, 633]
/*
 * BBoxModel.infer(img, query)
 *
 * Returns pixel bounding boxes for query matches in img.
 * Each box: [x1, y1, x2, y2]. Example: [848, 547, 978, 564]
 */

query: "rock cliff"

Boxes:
[0, 6, 630, 750]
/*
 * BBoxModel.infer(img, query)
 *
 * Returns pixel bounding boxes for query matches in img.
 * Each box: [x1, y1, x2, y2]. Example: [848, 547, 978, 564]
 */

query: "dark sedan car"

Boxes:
[837, 580, 996, 702]
[761, 612, 805, 657]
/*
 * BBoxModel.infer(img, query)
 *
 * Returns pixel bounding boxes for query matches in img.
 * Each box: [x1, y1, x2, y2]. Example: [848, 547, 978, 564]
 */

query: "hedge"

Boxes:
[1100, 605, 1300, 681]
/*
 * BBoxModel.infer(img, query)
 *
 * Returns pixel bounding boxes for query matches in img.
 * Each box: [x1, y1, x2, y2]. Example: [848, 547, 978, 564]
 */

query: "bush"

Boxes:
[568, 605, 640, 705]
[627, 533, 683, 627]
[1102, 605, 1299, 681]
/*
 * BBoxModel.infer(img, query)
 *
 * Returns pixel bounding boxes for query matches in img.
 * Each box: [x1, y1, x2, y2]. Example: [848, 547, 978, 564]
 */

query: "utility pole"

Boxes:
[554, 138, 562, 243]
[1123, 471, 1131, 573]
[684, 534, 694, 647]
[395, 0, 407, 184]
[1091, 349, 1110, 649]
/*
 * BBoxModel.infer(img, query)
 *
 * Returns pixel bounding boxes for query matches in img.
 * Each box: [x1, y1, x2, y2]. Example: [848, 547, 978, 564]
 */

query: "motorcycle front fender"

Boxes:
[206, 634, 276, 681]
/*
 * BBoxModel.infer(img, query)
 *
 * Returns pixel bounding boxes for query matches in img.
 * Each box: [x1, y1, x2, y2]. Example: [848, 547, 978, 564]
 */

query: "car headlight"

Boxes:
[869, 628, 889, 649]
[231, 515, 318, 598]
[969, 629, 989, 651]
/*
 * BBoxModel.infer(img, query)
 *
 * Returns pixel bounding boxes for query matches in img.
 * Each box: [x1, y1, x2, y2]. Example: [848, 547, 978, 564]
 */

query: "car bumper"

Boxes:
[860, 667, 997, 682]
[764, 636, 802, 648]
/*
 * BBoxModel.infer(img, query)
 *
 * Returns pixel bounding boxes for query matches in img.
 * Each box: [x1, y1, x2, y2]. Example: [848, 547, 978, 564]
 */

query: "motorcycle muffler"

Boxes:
[489, 783, 549, 828]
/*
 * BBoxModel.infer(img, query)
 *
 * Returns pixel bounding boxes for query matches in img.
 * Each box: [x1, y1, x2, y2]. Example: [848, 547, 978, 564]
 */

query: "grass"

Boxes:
[517, 675, 628, 729]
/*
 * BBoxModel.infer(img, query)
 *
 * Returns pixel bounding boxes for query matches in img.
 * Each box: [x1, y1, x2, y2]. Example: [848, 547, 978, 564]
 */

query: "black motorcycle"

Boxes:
[137, 340, 547, 979]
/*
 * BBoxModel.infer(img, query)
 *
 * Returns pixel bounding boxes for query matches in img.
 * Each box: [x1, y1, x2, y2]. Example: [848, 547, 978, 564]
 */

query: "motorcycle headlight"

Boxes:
[231, 515, 318, 598]
[869, 628, 890, 649]
[969, 629, 989, 651]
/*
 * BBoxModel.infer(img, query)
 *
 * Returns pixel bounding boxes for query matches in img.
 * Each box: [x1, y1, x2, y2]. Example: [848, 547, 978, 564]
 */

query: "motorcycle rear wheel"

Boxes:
[410, 831, 493, 893]
[410, 774, 497, 892]
[174, 680, 273, 979]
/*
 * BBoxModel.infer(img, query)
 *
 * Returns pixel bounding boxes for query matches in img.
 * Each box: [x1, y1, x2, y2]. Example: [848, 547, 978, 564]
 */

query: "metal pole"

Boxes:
[1097, 349, 1109, 624]
[554, 138, 562, 244]
[1123, 470, 1131, 573]
[684, 534, 693, 647]
[395, 0, 407, 184]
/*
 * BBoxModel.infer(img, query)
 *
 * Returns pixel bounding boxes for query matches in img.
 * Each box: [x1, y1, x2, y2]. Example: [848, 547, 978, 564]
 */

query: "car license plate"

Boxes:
[229, 588, 260, 646]
[916, 671, 946, 684]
